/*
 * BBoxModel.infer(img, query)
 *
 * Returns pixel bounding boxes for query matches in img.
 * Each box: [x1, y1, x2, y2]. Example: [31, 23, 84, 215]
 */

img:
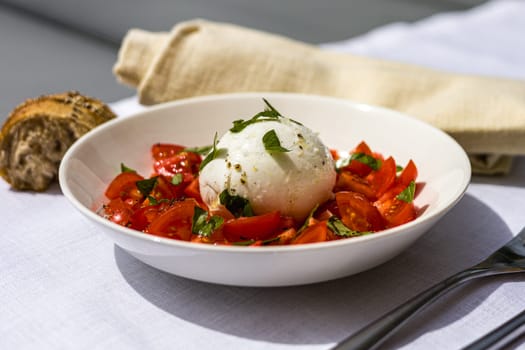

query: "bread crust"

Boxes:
[0, 91, 116, 191]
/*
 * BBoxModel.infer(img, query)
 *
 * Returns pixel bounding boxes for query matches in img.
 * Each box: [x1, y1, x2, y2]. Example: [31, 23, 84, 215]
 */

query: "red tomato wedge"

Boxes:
[104, 198, 134, 226]
[147, 199, 197, 241]
[336, 191, 385, 232]
[129, 202, 170, 231]
[153, 152, 201, 179]
[398, 159, 418, 187]
[149, 175, 180, 200]
[292, 221, 328, 244]
[345, 141, 375, 177]
[105, 172, 144, 200]
[183, 177, 205, 206]
[375, 197, 416, 228]
[335, 171, 376, 200]
[366, 156, 396, 198]
[377, 160, 418, 202]
[151, 143, 186, 160]
[222, 211, 281, 242]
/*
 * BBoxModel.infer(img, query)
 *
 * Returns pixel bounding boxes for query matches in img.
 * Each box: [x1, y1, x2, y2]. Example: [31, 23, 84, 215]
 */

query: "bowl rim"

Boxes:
[59, 92, 471, 254]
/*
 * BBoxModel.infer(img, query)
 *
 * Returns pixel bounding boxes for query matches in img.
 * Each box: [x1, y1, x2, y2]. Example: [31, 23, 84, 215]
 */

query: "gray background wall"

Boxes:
[0, 0, 486, 121]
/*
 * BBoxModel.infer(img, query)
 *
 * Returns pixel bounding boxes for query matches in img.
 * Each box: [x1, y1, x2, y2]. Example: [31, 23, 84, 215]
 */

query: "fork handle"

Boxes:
[332, 268, 493, 350]
[462, 307, 525, 350]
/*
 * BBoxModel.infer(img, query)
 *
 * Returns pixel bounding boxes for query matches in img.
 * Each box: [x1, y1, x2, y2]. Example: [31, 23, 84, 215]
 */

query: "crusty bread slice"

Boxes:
[0, 91, 116, 191]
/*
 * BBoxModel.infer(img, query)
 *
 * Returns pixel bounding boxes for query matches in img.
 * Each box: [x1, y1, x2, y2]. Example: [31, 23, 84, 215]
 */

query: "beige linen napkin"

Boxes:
[114, 19, 525, 174]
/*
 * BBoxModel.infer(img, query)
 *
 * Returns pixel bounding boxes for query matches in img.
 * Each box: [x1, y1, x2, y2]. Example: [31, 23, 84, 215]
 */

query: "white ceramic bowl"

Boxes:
[59, 93, 471, 287]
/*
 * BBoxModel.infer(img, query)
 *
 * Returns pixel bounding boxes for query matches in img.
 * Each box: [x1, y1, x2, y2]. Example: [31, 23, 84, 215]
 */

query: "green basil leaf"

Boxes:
[262, 98, 280, 116]
[336, 153, 381, 171]
[136, 177, 158, 197]
[120, 163, 136, 173]
[219, 190, 254, 218]
[191, 206, 224, 237]
[262, 98, 302, 126]
[327, 216, 370, 237]
[297, 204, 319, 234]
[171, 173, 183, 185]
[147, 195, 158, 205]
[263, 129, 290, 153]
[396, 181, 416, 203]
[200, 132, 224, 171]
[229, 111, 280, 133]
[229, 99, 302, 133]
[148, 197, 170, 206]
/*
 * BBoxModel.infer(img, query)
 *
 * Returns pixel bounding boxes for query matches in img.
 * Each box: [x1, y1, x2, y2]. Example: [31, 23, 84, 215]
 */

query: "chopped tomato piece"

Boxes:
[209, 204, 236, 222]
[366, 156, 396, 198]
[153, 152, 200, 179]
[292, 221, 328, 244]
[129, 202, 170, 231]
[353, 141, 373, 155]
[330, 149, 340, 161]
[375, 197, 416, 228]
[183, 177, 205, 205]
[147, 175, 180, 200]
[398, 159, 418, 187]
[273, 228, 297, 245]
[104, 198, 134, 226]
[315, 199, 340, 219]
[376, 184, 406, 203]
[279, 215, 297, 231]
[376, 160, 418, 203]
[222, 211, 281, 242]
[336, 191, 384, 232]
[190, 227, 226, 244]
[151, 143, 185, 160]
[147, 199, 197, 240]
[345, 141, 375, 177]
[105, 172, 144, 200]
[335, 171, 376, 200]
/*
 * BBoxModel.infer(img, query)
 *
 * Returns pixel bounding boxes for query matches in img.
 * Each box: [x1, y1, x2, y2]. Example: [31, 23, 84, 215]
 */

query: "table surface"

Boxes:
[2, 1, 525, 349]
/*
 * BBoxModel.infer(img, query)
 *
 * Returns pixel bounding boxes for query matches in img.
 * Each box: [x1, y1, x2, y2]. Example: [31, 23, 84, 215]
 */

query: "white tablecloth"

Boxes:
[3, 1, 525, 349]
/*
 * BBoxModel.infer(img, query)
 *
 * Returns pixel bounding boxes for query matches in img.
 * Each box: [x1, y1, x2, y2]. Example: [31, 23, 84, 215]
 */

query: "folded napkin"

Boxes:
[113, 19, 525, 174]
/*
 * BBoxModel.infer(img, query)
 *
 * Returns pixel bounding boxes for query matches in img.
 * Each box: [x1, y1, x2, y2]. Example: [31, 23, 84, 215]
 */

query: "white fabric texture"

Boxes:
[3, 1, 525, 349]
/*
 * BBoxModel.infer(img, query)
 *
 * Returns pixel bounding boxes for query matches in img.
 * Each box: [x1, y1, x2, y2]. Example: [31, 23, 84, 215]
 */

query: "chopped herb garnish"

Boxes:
[200, 132, 224, 171]
[230, 110, 281, 133]
[171, 173, 183, 185]
[327, 216, 370, 237]
[219, 190, 254, 218]
[396, 165, 404, 172]
[147, 196, 170, 206]
[297, 204, 319, 234]
[263, 129, 290, 153]
[184, 145, 213, 155]
[147, 195, 158, 205]
[192, 206, 224, 237]
[262, 98, 281, 116]
[136, 177, 158, 197]
[336, 153, 381, 171]
[229, 99, 301, 133]
[396, 181, 416, 203]
[120, 163, 136, 173]
[262, 98, 302, 125]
